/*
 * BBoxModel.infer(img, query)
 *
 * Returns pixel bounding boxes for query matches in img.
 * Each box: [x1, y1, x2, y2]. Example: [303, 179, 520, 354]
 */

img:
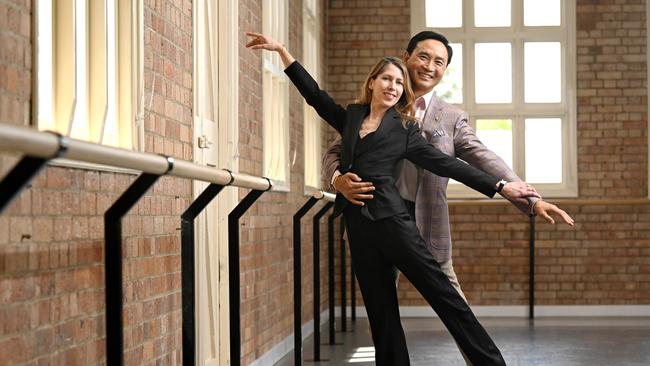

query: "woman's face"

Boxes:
[368, 63, 404, 110]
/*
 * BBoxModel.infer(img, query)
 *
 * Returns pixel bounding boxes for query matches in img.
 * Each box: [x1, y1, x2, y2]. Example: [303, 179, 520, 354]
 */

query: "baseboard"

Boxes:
[335, 305, 650, 318]
[249, 310, 330, 366]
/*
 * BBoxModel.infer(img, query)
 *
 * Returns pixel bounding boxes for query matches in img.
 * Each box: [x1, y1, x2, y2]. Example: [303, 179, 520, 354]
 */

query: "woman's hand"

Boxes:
[245, 32, 296, 67]
[245, 32, 283, 51]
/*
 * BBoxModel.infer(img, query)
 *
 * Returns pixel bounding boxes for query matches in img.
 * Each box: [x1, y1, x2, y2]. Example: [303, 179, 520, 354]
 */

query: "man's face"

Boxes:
[403, 39, 449, 95]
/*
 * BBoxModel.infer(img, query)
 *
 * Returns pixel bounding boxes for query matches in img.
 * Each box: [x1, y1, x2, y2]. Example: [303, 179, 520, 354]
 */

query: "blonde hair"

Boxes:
[356, 57, 417, 125]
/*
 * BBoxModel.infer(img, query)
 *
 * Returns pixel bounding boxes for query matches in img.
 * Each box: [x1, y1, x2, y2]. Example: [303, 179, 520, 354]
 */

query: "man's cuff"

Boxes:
[330, 170, 342, 189]
[529, 198, 541, 216]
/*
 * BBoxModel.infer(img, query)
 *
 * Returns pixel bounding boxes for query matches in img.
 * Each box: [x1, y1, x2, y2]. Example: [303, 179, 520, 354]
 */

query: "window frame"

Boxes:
[411, 0, 577, 198]
[262, 0, 290, 191]
[302, 0, 323, 192]
[33, 0, 144, 173]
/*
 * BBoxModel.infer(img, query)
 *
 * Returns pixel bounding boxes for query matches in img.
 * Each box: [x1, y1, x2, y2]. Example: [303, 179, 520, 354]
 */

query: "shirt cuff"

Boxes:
[529, 198, 541, 216]
[330, 170, 342, 189]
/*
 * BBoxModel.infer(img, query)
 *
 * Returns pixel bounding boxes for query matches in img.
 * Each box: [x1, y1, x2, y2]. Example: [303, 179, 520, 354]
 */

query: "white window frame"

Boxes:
[34, 0, 143, 155]
[262, 0, 290, 191]
[303, 0, 322, 192]
[192, 1, 239, 364]
[411, 0, 577, 198]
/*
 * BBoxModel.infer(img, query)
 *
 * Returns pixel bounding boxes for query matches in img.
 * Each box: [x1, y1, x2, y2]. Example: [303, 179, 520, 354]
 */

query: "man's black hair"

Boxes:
[406, 31, 453, 65]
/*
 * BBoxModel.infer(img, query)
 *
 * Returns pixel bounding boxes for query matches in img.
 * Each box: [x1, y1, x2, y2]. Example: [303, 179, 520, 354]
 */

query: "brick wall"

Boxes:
[326, 0, 650, 308]
[577, 0, 648, 198]
[0, 0, 192, 365]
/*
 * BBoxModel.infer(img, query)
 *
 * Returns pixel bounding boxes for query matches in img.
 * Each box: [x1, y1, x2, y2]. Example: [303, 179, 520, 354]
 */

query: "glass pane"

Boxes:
[426, 0, 462, 28]
[70, 0, 89, 141]
[103, 0, 119, 146]
[37, 0, 54, 131]
[476, 119, 513, 168]
[474, 0, 510, 27]
[525, 118, 562, 183]
[524, 0, 561, 26]
[435, 43, 463, 104]
[475, 43, 512, 104]
[525, 42, 561, 103]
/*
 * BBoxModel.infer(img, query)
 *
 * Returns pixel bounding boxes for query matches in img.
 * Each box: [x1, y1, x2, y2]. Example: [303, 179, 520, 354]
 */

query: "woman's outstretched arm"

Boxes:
[405, 125, 540, 201]
[246, 32, 346, 133]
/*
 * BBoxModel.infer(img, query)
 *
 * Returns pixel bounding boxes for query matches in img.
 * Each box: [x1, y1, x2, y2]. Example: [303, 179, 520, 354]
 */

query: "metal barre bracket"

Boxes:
[104, 156, 174, 366]
[0, 132, 68, 213]
[180, 182, 227, 366]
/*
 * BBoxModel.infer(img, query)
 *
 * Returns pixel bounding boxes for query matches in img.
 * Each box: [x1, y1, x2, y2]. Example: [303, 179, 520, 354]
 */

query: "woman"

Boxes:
[246, 32, 536, 366]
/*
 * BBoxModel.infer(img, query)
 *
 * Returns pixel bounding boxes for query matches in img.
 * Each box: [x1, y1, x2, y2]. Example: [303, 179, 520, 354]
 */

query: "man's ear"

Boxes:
[402, 51, 411, 63]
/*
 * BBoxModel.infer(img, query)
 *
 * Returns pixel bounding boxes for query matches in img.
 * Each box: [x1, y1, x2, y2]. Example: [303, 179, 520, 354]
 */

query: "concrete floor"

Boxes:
[275, 317, 650, 365]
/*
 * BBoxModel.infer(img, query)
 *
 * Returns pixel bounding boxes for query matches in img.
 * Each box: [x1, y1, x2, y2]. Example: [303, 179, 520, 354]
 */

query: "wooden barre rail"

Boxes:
[0, 123, 273, 191]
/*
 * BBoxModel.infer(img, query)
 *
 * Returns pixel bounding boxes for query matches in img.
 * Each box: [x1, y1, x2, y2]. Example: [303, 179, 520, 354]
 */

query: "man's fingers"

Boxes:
[349, 183, 375, 192]
[524, 188, 541, 198]
[540, 211, 555, 224]
[349, 181, 374, 187]
[514, 197, 529, 206]
[351, 193, 373, 200]
[347, 198, 365, 206]
[555, 208, 575, 226]
[346, 173, 362, 182]
[562, 213, 575, 226]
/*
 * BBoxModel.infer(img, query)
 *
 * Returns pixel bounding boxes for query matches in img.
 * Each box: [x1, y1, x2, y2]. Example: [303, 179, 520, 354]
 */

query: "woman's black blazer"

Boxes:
[284, 61, 499, 220]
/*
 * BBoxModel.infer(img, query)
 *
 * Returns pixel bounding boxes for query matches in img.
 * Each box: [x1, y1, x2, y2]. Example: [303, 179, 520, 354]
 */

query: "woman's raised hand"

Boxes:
[245, 32, 283, 52]
[245, 32, 295, 67]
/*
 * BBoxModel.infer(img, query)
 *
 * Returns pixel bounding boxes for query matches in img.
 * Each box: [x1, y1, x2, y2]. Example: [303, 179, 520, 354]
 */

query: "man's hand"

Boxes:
[333, 172, 375, 206]
[534, 200, 575, 226]
[499, 181, 541, 201]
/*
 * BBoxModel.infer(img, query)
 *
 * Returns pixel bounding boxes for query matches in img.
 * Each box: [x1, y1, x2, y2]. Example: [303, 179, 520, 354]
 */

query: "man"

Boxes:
[323, 31, 574, 364]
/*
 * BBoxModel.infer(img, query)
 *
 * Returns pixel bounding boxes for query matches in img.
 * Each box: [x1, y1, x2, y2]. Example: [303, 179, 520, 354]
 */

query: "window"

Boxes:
[35, 0, 140, 150]
[303, 0, 322, 190]
[263, 0, 290, 189]
[411, 0, 577, 197]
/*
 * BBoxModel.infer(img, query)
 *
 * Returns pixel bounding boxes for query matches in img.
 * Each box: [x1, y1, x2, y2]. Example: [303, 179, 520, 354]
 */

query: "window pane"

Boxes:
[104, 0, 119, 146]
[426, 0, 462, 28]
[525, 42, 561, 103]
[37, 0, 54, 131]
[70, 0, 89, 141]
[263, 0, 289, 184]
[474, 0, 510, 27]
[476, 119, 513, 168]
[525, 118, 562, 183]
[475, 43, 511, 103]
[435, 43, 463, 104]
[303, 4, 321, 189]
[524, 0, 561, 26]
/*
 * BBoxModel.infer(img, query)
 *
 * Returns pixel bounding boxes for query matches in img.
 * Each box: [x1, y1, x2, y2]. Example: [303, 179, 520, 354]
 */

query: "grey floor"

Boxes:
[275, 317, 650, 365]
